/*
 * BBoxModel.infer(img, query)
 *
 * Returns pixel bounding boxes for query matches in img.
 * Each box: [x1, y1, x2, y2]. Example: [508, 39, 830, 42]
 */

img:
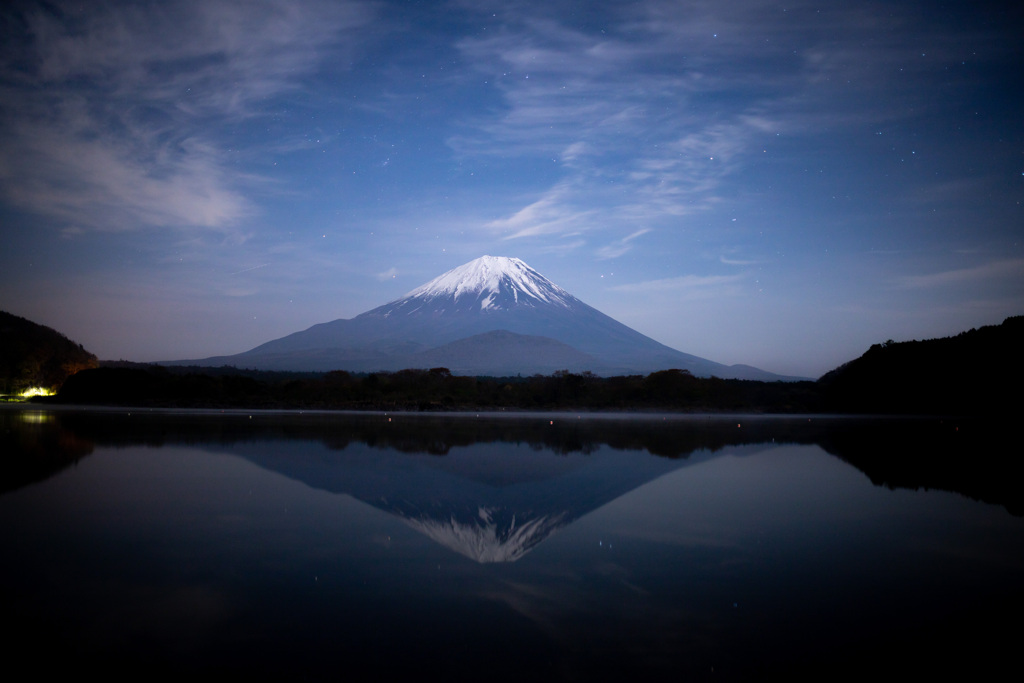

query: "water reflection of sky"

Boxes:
[1, 410, 1021, 679]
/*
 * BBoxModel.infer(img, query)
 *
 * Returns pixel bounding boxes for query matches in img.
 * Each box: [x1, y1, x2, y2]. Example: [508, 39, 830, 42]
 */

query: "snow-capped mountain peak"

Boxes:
[402, 255, 574, 311]
[178, 254, 794, 380]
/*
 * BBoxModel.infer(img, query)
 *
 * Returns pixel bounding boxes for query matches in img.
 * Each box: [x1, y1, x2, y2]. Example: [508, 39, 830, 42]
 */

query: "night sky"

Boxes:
[1, 0, 1021, 378]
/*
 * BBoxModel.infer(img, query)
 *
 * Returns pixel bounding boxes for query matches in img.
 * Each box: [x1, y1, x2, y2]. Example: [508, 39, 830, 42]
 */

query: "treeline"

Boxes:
[52, 364, 822, 412]
[8, 408, 1018, 514]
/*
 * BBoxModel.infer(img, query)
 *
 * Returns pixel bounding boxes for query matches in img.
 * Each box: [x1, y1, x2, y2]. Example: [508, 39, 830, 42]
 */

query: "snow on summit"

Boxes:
[403, 256, 573, 310]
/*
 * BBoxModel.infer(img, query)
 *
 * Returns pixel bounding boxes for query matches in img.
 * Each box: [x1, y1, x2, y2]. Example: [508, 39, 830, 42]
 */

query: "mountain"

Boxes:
[169, 256, 795, 379]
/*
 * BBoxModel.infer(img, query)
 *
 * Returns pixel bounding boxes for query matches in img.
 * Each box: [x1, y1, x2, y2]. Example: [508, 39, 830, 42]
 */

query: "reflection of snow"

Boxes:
[403, 507, 568, 563]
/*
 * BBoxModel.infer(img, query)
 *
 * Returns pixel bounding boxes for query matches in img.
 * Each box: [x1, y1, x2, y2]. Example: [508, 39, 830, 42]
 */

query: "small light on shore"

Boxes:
[19, 387, 54, 399]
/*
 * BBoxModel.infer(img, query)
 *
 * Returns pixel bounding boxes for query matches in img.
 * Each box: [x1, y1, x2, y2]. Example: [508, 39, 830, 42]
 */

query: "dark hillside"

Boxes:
[819, 316, 1024, 414]
[0, 311, 98, 396]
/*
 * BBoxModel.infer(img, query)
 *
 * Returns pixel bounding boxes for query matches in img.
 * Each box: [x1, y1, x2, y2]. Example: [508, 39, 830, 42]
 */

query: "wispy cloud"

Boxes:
[720, 255, 762, 266]
[452, 0, 979, 251]
[0, 0, 373, 235]
[0, 122, 254, 234]
[486, 182, 599, 239]
[897, 259, 1024, 289]
[596, 229, 651, 260]
[611, 273, 744, 295]
[448, 5, 799, 244]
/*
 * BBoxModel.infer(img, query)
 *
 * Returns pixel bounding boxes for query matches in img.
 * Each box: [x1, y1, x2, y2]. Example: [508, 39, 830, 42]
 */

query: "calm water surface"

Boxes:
[1, 407, 1021, 680]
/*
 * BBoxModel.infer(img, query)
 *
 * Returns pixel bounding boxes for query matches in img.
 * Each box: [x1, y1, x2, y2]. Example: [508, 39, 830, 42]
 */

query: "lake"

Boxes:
[2, 406, 1021, 680]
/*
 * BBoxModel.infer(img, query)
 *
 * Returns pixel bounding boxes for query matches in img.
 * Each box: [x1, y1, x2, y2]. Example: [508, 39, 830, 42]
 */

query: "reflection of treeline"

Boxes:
[52, 364, 823, 412]
[8, 408, 1020, 514]
[814, 417, 1023, 515]
[34, 408, 827, 458]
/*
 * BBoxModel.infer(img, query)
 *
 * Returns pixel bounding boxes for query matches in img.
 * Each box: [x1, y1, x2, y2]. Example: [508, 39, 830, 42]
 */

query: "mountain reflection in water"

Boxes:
[1, 407, 1021, 680]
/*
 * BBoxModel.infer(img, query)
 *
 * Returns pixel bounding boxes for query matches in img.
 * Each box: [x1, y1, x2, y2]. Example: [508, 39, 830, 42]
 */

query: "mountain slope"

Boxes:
[170, 256, 794, 379]
[403, 330, 601, 376]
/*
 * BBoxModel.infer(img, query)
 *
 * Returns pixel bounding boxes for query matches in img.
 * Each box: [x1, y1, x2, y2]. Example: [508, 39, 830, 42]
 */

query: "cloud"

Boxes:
[897, 259, 1024, 289]
[720, 255, 762, 266]
[450, 5, 798, 244]
[0, 0, 372, 234]
[376, 267, 399, 281]
[451, 0, 990, 253]
[486, 182, 599, 239]
[0, 122, 254, 234]
[596, 229, 651, 260]
[611, 273, 744, 294]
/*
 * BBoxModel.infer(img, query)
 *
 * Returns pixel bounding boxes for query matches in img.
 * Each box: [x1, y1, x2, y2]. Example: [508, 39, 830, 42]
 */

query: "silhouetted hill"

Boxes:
[819, 316, 1024, 414]
[0, 311, 98, 396]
